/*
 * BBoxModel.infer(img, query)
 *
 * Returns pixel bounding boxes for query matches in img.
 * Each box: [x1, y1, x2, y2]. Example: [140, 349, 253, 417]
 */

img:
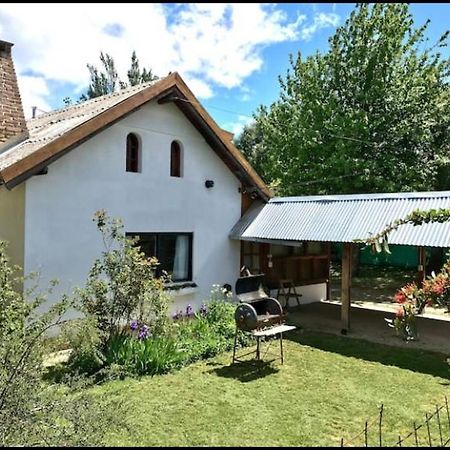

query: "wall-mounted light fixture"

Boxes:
[205, 180, 214, 188]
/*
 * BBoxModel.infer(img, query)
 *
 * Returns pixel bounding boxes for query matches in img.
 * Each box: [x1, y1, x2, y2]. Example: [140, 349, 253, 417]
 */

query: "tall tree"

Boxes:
[80, 52, 120, 101]
[127, 51, 158, 86]
[234, 121, 270, 185]
[252, 3, 450, 196]
[80, 51, 158, 101]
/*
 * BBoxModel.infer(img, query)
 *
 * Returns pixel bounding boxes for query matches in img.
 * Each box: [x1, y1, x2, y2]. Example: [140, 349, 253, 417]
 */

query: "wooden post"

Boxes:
[417, 246, 426, 284]
[326, 242, 331, 300]
[341, 243, 352, 334]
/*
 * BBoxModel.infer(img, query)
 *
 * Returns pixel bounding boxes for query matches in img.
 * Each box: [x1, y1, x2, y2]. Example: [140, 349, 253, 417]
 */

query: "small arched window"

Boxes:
[170, 141, 182, 178]
[126, 133, 141, 173]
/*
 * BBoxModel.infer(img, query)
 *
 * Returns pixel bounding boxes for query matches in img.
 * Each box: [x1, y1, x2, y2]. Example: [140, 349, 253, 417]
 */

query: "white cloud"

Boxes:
[0, 4, 339, 115]
[183, 77, 214, 99]
[16, 74, 51, 118]
[168, 4, 307, 89]
[222, 115, 254, 137]
[300, 12, 340, 41]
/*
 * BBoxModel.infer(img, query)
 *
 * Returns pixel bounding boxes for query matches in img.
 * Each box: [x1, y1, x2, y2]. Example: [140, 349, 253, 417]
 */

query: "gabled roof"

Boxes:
[0, 72, 271, 200]
[230, 191, 450, 247]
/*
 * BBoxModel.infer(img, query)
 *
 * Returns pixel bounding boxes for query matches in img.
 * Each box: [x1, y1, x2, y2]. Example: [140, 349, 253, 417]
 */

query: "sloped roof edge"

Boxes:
[0, 72, 271, 200]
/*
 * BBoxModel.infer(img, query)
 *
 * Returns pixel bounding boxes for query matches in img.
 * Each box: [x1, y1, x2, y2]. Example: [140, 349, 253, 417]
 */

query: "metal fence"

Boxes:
[341, 397, 450, 447]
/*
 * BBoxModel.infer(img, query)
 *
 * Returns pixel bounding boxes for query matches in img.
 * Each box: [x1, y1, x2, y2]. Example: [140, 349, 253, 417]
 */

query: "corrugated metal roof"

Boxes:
[230, 191, 450, 247]
[0, 80, 159, 172]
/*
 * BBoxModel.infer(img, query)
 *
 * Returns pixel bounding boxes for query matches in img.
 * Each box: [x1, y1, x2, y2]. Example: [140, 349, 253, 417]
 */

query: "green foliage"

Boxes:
[174, 300, 250, 364]
[362, 207, 450, 254]
[253, 3, 450, 195]
[69, 287, 249, 379]
[0, 241, 120, 446]
[79, 50, 159, 101]
[102, 329, 186, 377]
[127, 50, 159, 86]
[234, 121, 271, 186]
[75, 210, 171, 344]
[62, 318, 104, 377]
[87, 297, 249, 378]
[68, 219, 250, 380]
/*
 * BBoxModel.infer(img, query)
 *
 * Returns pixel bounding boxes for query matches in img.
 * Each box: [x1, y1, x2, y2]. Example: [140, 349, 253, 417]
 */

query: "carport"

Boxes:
[230, 191, 450, 334]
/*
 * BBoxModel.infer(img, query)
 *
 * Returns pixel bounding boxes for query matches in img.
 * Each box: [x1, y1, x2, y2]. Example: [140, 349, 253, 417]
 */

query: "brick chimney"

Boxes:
[0, 40, 28, 149]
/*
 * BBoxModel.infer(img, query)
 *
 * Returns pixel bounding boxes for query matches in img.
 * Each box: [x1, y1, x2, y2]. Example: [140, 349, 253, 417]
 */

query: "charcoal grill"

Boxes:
[234, 274, 283, 332]
[232, 274, 295, 365]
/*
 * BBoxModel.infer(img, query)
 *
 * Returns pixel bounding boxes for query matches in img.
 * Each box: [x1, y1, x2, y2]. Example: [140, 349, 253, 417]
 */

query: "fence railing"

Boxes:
[341, 397, 450, 447]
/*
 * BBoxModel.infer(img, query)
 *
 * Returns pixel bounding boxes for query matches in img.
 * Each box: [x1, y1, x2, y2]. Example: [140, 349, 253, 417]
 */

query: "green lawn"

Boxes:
[90, 330, 450, 447]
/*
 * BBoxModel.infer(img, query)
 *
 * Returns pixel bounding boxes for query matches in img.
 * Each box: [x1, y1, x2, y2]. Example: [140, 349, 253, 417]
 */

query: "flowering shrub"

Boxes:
[102, 326, 185, 377]
[387, 254, 450, 340]
[76, 210, 171, 344]
[422, 271, 450, 310]
[386, 302, 418, 341]
[69, 281, 250, 379]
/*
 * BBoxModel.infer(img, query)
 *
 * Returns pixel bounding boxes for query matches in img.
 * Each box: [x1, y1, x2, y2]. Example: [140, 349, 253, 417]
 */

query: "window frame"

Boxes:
[170, 140, 182, 178]
[126, 232, 193, 282]
[126, 133, 141, 173]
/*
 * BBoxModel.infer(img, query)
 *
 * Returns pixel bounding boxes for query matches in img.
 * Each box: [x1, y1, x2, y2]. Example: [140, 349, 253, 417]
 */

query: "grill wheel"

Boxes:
[235, 303, 258, 332]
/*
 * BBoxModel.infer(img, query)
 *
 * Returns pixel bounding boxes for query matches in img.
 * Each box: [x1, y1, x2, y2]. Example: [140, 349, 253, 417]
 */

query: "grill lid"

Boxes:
[235, 274, 268, 303]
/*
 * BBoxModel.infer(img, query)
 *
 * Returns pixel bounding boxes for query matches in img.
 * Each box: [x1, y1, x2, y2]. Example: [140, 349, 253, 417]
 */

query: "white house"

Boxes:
[0, 39, 272, 315]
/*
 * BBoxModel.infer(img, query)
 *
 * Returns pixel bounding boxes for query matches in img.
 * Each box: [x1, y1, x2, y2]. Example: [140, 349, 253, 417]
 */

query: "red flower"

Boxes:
[431, 284, 445, 295]
[394, 291, 406, 304]
[395, 306, 405, 318]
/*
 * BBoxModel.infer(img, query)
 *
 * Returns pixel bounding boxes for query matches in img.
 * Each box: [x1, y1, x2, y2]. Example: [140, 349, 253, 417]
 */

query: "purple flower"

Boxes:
[199, 303, 208, 316]
[138, 324, 149, 340]
[172, 310, 183, 321]
[186, 304, 194, 317]
[130, 320, 139, 331]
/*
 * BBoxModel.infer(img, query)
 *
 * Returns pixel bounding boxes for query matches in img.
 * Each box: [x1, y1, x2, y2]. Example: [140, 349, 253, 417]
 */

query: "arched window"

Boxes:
[126, 133, 141, 173]
[170, 141, 182, 177]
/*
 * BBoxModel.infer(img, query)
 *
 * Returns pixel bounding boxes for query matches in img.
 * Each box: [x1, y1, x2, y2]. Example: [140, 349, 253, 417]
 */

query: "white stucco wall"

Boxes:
[24, 101, 241, 316]
[269, 283, 327, 307]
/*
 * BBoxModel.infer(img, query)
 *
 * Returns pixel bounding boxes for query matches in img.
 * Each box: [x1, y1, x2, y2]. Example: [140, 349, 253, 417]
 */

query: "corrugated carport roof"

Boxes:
[230, 191, 450, 248]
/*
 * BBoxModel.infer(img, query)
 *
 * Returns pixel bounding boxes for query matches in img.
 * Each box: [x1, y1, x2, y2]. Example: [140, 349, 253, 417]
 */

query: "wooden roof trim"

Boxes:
[158, 84, 271, 200]
[0, 74, 177, 186]
[0, 72, 271, 199]
[170, 73, 272, 199]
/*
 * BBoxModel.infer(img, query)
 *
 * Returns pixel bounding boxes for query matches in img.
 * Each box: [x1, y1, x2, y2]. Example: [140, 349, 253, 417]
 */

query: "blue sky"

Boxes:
[0, 3, 449, 136]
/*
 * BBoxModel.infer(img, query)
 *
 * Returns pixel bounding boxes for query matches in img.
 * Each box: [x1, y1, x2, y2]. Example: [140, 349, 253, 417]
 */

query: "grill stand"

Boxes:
[232, 324, 296, 365]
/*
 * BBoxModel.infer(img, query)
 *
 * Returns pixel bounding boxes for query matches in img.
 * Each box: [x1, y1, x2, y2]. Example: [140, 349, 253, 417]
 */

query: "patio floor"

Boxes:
[329, 264, 450, 319]
[287, 302, 450, 356]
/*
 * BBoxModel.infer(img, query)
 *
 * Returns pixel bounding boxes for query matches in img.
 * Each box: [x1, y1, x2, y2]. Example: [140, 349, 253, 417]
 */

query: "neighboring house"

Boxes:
[0, 39, 271, 315]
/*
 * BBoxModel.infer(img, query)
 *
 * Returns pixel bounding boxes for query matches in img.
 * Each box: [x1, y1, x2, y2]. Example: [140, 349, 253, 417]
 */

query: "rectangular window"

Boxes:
[127, 232, 193, 282]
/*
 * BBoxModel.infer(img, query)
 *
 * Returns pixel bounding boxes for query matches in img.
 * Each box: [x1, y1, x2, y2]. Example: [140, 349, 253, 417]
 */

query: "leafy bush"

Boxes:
[76, 210, 171, 343]
[0, 241, 121, 446]
[387, 253, 450, 340]
[68, 296, 251, 379]
[102, 327, 186, 376]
